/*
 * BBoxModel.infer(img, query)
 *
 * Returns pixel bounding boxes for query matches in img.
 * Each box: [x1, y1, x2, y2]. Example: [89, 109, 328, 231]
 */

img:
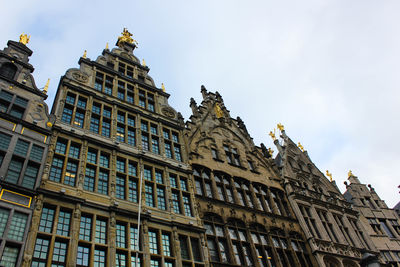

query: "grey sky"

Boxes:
[1, 0, 399, 207]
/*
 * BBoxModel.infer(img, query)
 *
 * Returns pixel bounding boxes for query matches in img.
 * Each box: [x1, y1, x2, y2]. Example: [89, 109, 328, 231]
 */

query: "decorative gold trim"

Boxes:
[0, 117, 16, 131]
[21, 127, 48, 143]
[0, 189, 32, 208]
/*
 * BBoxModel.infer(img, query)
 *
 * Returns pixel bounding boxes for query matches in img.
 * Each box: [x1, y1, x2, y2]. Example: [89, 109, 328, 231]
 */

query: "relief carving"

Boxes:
[71, 70, 89, 84]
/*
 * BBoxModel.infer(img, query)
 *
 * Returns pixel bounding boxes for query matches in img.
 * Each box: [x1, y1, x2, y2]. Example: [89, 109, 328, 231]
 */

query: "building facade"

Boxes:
[186, 88, 316, 267]
[273, 129, 379, 267]
[344, 175, 400, 266]
[0, 31, 399, 267]
[0, 37, 53, 266]
[21, 30, 205, 267]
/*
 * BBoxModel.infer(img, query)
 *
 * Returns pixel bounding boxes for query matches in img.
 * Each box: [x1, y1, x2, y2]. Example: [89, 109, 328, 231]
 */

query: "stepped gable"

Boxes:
[186, 85, 279, 182]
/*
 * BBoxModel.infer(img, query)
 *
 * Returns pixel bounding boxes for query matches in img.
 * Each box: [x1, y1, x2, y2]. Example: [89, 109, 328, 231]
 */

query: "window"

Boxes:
[234, 179, 255, 208]
[90, 102, 112, 137]
[204, 215, 230, 264]
[389, 219, 400, 235]
[368, 218, 384, 235]
[299, 205, 321, 239]
[349, 219, 370, 250]
[79, 215, 92, 241]
[0, 63, 17, 79]
[333, 214, 354, 245]
[32, 237, 50, 266]
[94, 72, 114, 95]
[141, 120, 159, 154]
[251, 224, 277, 267]
[83, 147, 111, 195]
[148, 230, 158, 254]
[2, 137, 44, 189]
[62, 92, 87, 128]
[163, 128, 182, 161]
[316, 210, 338, 242]
[116, 223, 127, 248]
[116, 111, 136, 146]
[0, 90, 27, 119]
[52, 241, 68, 266]
[77, 245, 90, 266]
[49, 137, 81, 187]
[380, 219, 395, 238]
[138, 89, 155, 111]
[223, 145, 241, 166]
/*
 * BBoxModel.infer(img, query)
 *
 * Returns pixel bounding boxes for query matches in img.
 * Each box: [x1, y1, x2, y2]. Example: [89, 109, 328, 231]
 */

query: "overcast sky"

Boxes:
[1, 0, 399, 207]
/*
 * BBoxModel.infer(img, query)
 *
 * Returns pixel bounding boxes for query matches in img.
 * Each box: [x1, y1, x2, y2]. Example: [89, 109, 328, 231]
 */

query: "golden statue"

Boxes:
[348, 170, 353, 178]
[215, 103, 223, 118]
[142, 59, 146, 67]
[326, 170, 333, 182]
[19, 33, 30, 45]
[43, 79, 50, 94]
[298, 142, 304, 152]
[117, 28, 138, 46]
[106, 43, 109, 50]
[269, 130, 276, 141]
[83, 50, 87, 59]
[277, 123, 284, 132]
[161, 83, 166, 92]
[268, 148, 274, 156]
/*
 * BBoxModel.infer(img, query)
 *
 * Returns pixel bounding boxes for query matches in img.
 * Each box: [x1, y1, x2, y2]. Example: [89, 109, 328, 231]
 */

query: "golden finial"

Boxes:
[326, 170, 333, 182]
[277, 123, 284, 132]
[348, 170, 353, 178]
[43, 79, 50, 94]
[46, 122, 53, 127]
[106, 43, 109, 50]
[297, 142, 304, 152]
[269, 129, 276, 141]
[117, 28, 138, 46]
[19, 33, 30, 45]
[142, 59, 146, 67]
[161, 83, 166, 92]
[83, 50, 87, 59]
[214, 103, 224, 118]
[268, 148, 274, 156]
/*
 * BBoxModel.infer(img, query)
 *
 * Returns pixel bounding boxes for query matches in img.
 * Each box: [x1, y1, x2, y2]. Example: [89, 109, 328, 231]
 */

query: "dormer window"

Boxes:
[223, 145, 241, 166]
[247, 160, 255, 171]
[0, 63, 17, 80]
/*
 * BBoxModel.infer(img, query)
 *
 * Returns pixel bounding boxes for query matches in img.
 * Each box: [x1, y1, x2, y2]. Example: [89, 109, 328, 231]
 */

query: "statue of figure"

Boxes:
[260, 143, 269, 158]
[277, 123, 284, 132]
[348, 170, 354, 178]
[297, 142, 305, 152]
[214, 103, 223, 118]
[161, 83, 166, 92]
[326, 170, 333, 182]
[268, 148, 274, 157]
[19, 33, 30, 45]
[117, 28, 138, 46]
[269, 130, 276, 141]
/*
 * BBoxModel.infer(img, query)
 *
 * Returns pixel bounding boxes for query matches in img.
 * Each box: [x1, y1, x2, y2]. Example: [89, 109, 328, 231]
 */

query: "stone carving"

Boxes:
[71, 70, 89, 84]
[161, 106, 176, 118]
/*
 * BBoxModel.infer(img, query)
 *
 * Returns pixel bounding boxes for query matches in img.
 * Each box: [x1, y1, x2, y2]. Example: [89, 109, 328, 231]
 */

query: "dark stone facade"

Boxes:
[0, 38, 53, 266]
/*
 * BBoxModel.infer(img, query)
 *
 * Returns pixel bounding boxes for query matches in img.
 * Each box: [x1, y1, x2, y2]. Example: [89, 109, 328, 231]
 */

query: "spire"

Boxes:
[43, 79, 50, 94]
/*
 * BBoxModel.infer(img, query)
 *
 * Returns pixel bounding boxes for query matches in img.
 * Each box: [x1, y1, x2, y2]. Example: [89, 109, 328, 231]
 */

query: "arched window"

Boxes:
[253, 183, 272, 213]
[234, 178, 255, 208]
[250, 224, 277, 267]
[0, 63, 17, 79]
[203, 214, 230, 264]
[227, 219, 253, 266]
[193, 166, 213, 198]
[214, 171, 234, 203]
[270, 229, 295, 267]
[289, 232, 314, 267]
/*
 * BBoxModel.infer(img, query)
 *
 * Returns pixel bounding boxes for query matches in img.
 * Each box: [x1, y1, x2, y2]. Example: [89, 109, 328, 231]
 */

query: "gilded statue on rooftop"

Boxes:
[269, 130, 276, 141]
[19, 33, 30, 45]
[215, 103, 223, 118]
[117, 28, 138, 46]
[326, 170, 333, 182]
[348, 170, 354, 178]
[297, 142, 304, 152]
[277, 123, 284, 132]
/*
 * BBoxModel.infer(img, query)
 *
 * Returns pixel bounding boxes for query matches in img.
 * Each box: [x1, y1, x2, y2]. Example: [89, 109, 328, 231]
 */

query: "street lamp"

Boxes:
[360, 253, 381, 267]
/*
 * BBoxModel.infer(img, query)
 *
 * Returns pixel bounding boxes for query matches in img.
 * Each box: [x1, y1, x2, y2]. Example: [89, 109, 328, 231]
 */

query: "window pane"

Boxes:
[7, 212, 28, 241]
[56, 210, 71, 236]
[0, 246, 19, 267]
[39, 207, 55, 233]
